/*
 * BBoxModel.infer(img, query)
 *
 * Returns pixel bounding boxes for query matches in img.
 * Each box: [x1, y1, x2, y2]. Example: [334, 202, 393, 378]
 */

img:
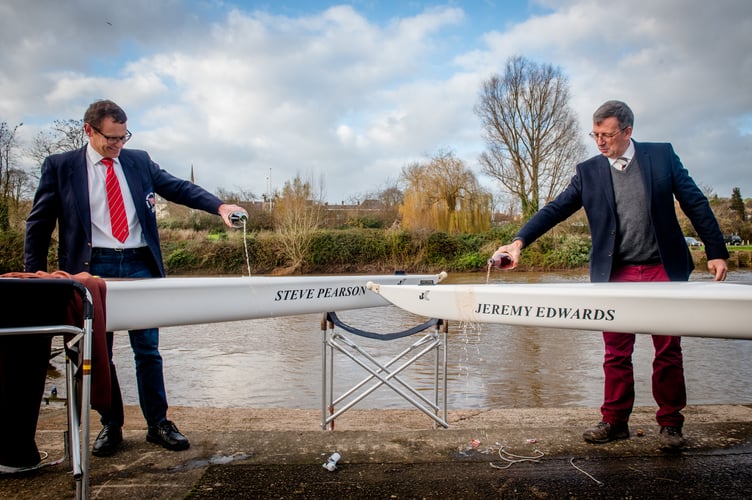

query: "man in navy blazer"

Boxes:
[492, 100, 728, 450]
[24, 144, 226, 276]
[24, 99, 247, 457]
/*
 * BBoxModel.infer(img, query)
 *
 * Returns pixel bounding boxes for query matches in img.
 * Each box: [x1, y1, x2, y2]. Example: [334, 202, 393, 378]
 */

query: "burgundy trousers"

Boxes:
[600, 264, 686, 428]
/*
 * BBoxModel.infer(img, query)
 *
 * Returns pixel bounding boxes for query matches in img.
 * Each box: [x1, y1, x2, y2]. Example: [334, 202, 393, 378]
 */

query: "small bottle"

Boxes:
[323, 452, 341, 471]
[229, 211, 247, 228]
[487, 252, 512, 270]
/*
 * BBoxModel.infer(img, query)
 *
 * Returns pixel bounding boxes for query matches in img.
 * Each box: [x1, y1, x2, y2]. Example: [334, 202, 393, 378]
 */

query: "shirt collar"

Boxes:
[609, 139, 635, 167]
[86, 143, 119, 167]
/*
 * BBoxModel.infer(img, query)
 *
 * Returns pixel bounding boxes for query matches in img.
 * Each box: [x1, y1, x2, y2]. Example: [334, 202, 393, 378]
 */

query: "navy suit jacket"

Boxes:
[24, 146, 224, 276]
[516, 141, 728, 282]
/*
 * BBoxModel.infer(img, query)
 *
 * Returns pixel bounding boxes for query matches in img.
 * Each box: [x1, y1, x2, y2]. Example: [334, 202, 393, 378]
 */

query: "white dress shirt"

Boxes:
[610, 140, 636, 170]
[86, 144, 145, 248]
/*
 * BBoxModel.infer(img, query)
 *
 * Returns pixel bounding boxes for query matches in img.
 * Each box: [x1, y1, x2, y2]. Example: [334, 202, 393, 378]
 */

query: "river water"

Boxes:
[48, 270, 752, 411]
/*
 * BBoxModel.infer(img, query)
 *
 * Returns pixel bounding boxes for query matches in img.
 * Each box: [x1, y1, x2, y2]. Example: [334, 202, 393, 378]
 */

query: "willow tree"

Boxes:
[399, 150, 492, 233]
[475, 55, 585, 219]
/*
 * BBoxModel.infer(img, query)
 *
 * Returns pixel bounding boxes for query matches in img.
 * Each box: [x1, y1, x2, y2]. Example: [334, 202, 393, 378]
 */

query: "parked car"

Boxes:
[724, 234, 743, 246]
[684, 236, 702, 247]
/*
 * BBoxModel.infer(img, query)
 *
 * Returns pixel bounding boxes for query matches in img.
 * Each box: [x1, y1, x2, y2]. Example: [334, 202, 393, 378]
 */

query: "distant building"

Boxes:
[323, 199, 387, 226]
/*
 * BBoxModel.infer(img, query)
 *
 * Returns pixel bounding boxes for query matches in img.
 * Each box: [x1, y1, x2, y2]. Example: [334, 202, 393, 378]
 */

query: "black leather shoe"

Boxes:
[92, 425, 123, 457]
[146, 420, 190, 451]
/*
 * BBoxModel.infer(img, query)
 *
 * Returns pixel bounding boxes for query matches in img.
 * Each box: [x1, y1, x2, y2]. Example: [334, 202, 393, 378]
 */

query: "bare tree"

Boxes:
[0, 122, 24, 229]
[52, 119, 86, 151]
[698, 181, 716, 201]
[27, 119, 85, 183]
[349, 179, 404, 228]
[376, 181, 403, 227]
[399, 150, 492, 233]
[0, 122, 23, 197]
[273, 173, 325, 271]
[475, 55, 586, 219]
[215, 187, 258, 204]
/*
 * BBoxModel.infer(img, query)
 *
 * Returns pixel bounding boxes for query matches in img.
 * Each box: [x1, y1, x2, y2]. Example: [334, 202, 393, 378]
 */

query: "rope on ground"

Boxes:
[489, 445, 544, 469]
[569, 457, 604, 486]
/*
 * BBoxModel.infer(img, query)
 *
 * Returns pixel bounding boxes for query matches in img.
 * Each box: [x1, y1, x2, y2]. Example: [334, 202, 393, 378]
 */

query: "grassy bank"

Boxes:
[2, 226, 748, 276]
[157, 226, 590, 275]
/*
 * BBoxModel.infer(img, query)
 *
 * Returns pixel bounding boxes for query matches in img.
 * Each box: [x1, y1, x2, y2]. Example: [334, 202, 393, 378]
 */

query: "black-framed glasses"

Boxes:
[589, 127, 627, 141]
[90, 124, 132, 145]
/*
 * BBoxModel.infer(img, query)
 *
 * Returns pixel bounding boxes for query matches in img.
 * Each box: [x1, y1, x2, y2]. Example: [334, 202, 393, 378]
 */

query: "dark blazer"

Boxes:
[516, 141, 728, 282]
[24, 146, 224, 276]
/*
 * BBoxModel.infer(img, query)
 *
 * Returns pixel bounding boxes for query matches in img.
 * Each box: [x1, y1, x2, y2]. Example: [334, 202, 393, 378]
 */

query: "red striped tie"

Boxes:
[101, 157, 129, 243]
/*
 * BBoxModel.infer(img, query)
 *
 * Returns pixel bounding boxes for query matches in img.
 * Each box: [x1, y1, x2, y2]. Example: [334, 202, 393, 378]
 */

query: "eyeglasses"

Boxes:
[90, 124, 132, 145]
[589, 127, 627, 141]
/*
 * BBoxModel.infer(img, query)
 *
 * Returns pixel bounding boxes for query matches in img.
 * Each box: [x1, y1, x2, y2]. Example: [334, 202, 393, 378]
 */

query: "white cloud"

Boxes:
[1, 0, 750, 202]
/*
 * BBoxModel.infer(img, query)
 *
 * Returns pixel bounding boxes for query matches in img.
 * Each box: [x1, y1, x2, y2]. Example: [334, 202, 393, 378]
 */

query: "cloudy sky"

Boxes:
[2, 0, 750, 205]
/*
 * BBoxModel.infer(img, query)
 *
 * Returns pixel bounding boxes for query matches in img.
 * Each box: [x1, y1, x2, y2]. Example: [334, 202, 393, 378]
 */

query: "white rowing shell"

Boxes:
[366, 281, 752, 339]
[106, 273, 443, 331]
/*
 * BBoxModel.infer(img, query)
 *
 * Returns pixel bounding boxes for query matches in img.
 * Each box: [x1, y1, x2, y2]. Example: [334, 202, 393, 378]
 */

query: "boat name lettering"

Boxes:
[274, 285, 367, 301]
[474, 303, 615, 321]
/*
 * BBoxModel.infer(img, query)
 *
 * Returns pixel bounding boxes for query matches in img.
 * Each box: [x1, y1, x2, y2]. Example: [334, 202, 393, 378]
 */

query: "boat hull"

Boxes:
[367, 281, 752, 339]
[106, 273, 443, 331]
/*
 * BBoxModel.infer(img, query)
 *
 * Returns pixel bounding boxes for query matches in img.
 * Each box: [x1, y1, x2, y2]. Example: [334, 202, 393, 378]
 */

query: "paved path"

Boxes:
[2, 404, 751, 499]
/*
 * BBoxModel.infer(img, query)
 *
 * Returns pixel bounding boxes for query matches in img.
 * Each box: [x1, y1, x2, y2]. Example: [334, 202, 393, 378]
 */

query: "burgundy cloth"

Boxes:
[101, 157, 129, 243]
[600, 264, 687, 428]
[0, 271, 111, 468]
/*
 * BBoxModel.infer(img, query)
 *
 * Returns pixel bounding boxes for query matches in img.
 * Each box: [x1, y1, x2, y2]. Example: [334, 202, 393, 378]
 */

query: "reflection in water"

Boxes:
[47, 271, 752, 410]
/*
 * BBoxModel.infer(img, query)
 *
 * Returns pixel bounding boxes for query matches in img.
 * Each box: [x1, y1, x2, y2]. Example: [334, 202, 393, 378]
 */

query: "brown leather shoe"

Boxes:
[92, 425, 123, 457]
[583, 421, 630, 444]
[659, 426, 686, 450]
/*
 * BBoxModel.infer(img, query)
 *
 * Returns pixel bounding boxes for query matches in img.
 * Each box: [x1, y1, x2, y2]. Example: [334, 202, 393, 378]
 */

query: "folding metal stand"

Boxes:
[0, 278, 93, 500]
[321, 311, 448, 430]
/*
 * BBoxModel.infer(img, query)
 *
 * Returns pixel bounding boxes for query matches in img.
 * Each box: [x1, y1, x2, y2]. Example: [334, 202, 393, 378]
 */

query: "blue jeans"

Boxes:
[90, 248, 167, 428]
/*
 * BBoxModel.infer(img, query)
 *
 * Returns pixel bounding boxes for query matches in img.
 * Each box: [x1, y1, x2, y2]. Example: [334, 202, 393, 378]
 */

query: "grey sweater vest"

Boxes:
[610, 158, 661, 265]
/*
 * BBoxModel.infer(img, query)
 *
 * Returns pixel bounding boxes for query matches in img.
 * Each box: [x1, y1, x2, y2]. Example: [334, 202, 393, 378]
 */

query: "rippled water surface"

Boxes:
[48, 270, 752, 410]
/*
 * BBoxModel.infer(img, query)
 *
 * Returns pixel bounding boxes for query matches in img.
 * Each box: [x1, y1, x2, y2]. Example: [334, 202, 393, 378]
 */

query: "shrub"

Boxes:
[454, 252, 488, 271]
[308, 229, 389, 270]
[425, 232, 459, 265]
[0, 229, 25, 273]
[542, 234, 591, 268]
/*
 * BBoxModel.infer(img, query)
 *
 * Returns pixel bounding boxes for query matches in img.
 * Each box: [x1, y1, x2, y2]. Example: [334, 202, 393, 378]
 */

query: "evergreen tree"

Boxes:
[730, 187, 746, 222]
